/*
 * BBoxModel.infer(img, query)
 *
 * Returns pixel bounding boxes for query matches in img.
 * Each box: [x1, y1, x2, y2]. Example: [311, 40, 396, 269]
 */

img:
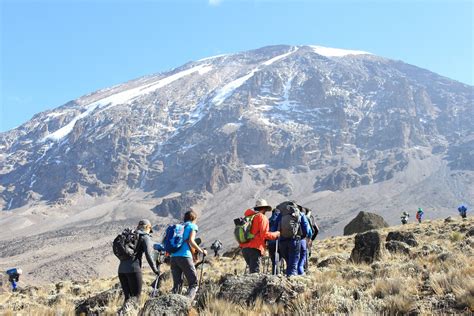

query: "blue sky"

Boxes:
[1, 0, 473, 132]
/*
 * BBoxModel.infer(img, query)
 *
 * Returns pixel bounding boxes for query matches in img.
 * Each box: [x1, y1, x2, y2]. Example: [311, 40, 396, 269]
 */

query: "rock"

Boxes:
[140, 294, 191, 316]
[385, 240, 411, 254]
[75, 288, 121, 315]
[343, 211, 389, 236]
[444, 216, 454, 223]
[217, 274, 303, 306]
[386, 231, 418, 247]
[437, 253, 451, 262]
[466, 228, 474, 237]
[420, 244, 444, 256]
[350, 230, 382, 264]
[317, 255, 349, 268]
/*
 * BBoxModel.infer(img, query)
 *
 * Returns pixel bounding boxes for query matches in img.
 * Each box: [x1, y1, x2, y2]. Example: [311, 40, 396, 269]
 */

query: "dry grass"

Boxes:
[0, 217, 472, 315]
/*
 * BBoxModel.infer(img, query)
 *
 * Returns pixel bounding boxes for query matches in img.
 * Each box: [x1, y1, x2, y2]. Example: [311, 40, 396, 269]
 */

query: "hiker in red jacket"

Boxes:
[240, 199, 280, 273]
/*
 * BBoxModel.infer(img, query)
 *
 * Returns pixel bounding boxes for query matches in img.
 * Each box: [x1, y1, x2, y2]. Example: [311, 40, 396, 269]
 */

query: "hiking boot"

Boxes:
[118, 298, 139, 316]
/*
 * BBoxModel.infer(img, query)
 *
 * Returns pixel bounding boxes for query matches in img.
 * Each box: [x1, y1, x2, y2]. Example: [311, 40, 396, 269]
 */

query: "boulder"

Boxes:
[75, 288, 121, 316]
[140, 294, 190, 316]
[317, 255, 349, 268]
[217, 273, 303, 306]
[350, 230, 382, 264]
[343, 212, 389, 236]
[444, 216, 455, 223]
[386, 231, 418, 247]
[385, 240, 411, 255]
[466, 228, 474, 237]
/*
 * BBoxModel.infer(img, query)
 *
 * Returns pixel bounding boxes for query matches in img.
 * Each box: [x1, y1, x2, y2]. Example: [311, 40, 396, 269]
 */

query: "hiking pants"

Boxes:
[279, 238, 301, 276]
[118, 272, 143, 301]
[297, 239, 308, 275]
[170, 256, 198, 301]
[242, 247, 262, 273]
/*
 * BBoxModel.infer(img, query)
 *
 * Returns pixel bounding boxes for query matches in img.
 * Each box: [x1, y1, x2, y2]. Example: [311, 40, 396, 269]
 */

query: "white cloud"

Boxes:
[208, 0, 222, 6]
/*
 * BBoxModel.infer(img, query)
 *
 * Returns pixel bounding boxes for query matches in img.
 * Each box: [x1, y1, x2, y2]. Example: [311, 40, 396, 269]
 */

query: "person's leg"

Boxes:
[177, 257, 199, 301]
[268, 242, 277, 275]
[242, 248, 261, 273]
[127, 271, 143, 300]
[297, 239, 307, 275]
[170, 257, 184, 294]
[279, 240, 290, 274]
[287, 239, 301, 276]
[118, 273, 131, 301]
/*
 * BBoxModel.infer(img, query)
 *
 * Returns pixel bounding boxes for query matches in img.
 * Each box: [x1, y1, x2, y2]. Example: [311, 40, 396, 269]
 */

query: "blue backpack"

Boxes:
[163, 223, 189, 253]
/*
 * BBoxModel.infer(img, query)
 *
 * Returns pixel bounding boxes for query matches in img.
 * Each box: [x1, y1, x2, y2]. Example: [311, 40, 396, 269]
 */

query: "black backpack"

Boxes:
[113, 228, 140, 261]
[276, 201, 302, 239]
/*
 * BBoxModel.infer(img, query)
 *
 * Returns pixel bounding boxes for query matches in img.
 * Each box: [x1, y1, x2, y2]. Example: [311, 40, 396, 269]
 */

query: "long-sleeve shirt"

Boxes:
[240, 209, 279, 255]
[118, 230, 159, 274]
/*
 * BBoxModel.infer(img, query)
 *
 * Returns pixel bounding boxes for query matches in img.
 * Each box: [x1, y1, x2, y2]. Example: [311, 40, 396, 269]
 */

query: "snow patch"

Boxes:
[212, 47, 298, 106]
[310, 45, 371, 57]
[198, 54, 230, 62]
[221, 123, 242, 134]
[248, 164, 268, 169]
[43, 64, 213, 142]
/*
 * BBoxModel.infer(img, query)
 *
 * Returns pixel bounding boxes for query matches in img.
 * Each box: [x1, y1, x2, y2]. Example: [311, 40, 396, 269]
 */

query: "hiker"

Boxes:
[116, 219, 160, 313]
[239, 199, 280, 273]
[416, 208, 424, 223]
[169, 210, 207, 301]
[6, 268, 22, 292]
[211, 239, 223, 257]
[275, 201, 312, 276]
[458, 205, 467, 219]
[298, 205, 319, 274]
[268, 208, 281, 275]
[401, 211, 409, 225]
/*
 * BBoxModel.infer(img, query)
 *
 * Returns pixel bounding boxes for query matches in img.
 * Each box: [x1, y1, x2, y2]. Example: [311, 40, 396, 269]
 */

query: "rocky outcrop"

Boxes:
[217, 274, 303, 306]
[343, 212, 389, 236]
[75, 288, 121, 315]
[350, 231, 382, 264]
[317, 254, 349, 268]
[385, 240, 411, 254]
[140, 294, 191, 316]
[152, 192, 202, 218]
[386, 231, 418, 247]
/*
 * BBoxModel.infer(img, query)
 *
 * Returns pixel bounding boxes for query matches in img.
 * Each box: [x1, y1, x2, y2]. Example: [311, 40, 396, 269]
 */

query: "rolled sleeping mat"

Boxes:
[6, 268, 22, 276]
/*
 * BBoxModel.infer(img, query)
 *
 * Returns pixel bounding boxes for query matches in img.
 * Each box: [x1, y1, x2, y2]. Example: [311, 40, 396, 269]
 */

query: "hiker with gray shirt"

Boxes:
[117, 219, 160, 313]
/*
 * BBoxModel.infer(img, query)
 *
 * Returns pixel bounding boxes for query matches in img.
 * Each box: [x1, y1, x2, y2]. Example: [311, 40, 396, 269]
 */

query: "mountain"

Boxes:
[0, 45, 473, 282]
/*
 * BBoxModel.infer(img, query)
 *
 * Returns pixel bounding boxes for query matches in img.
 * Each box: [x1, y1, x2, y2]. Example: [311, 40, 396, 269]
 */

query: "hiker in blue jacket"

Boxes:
[458, 205, 467, 219]
[274, 202, 312, 276]
[268, 208, 280, 275]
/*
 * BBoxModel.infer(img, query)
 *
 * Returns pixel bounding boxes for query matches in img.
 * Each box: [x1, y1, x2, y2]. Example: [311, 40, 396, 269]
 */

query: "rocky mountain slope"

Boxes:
[0, 44, 472, 282]
[1, 217, 472, 314]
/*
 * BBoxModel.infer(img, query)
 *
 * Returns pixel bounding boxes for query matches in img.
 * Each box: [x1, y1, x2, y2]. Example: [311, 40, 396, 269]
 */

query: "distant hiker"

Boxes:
[298, 205, 319, 273]
[168, 210, 207, 301]
[274, 201, 312, 276]
[401, 211, 410, 225]
[237, 199, 280, 273]
[268, 208, 281, 275]
[416, 208, 424, 223]
[211, 239, 223, 257]
[458, 205, 467, 219]
[6, 268, 22, 292]
[114, 219, 160, 313]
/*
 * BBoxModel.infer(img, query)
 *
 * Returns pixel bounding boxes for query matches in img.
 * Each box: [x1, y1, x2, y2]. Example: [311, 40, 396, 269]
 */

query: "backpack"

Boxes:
[211, 240, 222, 250]
[113, 228, 140, 261]
[163, 223, 189, 254]
[234, 213, 257, 244]
[277, 202, 302, 239]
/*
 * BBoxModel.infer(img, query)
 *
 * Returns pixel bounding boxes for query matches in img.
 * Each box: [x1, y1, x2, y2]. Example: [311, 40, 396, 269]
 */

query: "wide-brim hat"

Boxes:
[254, 199, 272, 211]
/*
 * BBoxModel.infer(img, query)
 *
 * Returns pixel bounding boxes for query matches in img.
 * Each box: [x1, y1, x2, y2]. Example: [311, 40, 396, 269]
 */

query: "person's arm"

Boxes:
[189, 229, 207, 256]
[301, 214, 312, 239]
[143, 235, 160, 274]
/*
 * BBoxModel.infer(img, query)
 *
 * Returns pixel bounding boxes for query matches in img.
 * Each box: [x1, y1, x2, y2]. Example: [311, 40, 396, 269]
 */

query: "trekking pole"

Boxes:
[274, 239, 279, 275]
[198, 251, 206, 291]
[151, 275, 159, 297]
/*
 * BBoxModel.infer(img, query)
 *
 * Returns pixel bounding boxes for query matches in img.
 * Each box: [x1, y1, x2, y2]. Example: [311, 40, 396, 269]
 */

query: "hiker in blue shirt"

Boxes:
[170, 210, 207, 301]
[268, 208, 280, 275]
[274, 202, 312, 276]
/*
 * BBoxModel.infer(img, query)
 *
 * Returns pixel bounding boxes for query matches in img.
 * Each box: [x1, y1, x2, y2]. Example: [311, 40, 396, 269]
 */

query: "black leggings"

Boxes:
[118, 272, 143, 301]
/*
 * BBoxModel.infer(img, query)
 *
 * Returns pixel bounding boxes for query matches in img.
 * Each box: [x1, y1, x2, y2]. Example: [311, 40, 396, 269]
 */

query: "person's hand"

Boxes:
[202, 249, 208, 256]
[275, 231, 281, 237]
